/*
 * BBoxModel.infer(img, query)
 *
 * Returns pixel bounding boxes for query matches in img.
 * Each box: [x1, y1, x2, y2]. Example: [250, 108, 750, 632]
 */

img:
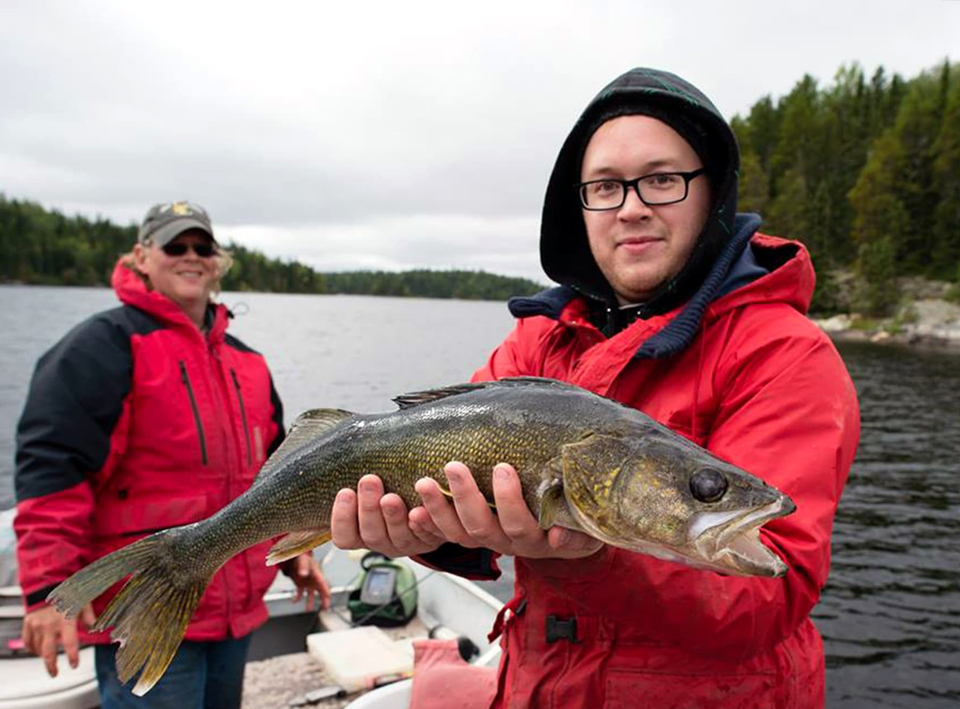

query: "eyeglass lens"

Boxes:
[581, 174, 688, 209]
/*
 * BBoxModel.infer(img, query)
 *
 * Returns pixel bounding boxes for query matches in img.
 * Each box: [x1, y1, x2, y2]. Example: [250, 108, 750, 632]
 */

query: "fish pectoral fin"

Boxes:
[266, 530, 332, 565]
[538, 481, 566, 528]
[537, 476, 583, 532]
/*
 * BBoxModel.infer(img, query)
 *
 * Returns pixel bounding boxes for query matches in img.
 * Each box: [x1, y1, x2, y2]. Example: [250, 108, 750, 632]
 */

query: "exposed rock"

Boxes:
[813, 297, 960, 350]
[906, 299, 960, 343]
[813, 314, 852, 333]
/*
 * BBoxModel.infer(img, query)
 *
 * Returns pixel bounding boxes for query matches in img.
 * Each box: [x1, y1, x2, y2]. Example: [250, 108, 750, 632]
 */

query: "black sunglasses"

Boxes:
[161, 242, 217, 258]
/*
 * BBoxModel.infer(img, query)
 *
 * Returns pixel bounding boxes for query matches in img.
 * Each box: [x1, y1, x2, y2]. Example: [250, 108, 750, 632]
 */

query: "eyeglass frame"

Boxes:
[577, 167, 707, 211]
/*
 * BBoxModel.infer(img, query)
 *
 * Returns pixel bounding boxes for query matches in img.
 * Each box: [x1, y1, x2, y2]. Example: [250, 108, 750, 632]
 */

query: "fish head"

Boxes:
[560, 431, 795, 577]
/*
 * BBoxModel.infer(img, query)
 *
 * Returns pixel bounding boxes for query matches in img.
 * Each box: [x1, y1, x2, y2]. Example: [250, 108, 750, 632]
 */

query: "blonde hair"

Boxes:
[121, 241, 233, 300]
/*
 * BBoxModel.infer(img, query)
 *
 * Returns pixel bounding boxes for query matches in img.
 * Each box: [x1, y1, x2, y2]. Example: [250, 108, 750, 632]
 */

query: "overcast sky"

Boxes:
[1, 0, 957, 284]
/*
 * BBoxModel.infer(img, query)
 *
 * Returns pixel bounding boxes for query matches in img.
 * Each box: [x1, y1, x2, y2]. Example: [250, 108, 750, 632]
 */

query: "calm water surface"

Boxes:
[0, 285, 957, 708]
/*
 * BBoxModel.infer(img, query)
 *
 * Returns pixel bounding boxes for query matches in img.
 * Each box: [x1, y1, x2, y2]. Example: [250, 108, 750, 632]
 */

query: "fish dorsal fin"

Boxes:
[289, 408, 354, 439]
[392, 377, 566, 410]
[498, 376, 569, 387]
[256, 408, 354, 480]
[392, 383, 485, 409]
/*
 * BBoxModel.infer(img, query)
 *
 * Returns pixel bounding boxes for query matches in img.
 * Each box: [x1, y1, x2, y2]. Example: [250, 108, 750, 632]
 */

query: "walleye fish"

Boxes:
[49, 377, 794, 695]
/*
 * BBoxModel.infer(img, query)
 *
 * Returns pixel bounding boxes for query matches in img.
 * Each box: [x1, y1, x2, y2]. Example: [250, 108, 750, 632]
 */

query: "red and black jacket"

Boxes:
[15, 260, 284, 642]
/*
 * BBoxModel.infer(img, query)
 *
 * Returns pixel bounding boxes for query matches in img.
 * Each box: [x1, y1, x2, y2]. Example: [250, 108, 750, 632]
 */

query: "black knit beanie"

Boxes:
[540, 68, 741, 315]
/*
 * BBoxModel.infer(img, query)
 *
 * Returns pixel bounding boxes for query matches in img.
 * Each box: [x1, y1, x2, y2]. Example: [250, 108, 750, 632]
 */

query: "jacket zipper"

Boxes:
[230, 368, 253, 466]
[179, 361, 208, 465]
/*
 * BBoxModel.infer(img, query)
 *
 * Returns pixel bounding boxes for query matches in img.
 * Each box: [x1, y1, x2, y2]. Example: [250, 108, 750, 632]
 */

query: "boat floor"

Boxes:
[243, 613, 433, 709]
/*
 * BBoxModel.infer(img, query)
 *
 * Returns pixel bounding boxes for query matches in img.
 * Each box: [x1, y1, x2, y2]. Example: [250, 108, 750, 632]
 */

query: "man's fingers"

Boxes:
[445, 462, 511, 550]
[356, 475, 394, 550]
[379, 493, 420, 555]
[330, 488, 361, 548]
[415, 476, 472, 545]
[490, 463, 543, 544]
[547, 526, 604, 557]
[80, 604, 96, 629]
[408, 506, 446, 547]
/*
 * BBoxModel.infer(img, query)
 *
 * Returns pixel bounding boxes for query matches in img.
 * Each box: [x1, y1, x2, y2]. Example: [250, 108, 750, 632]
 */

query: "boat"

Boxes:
[0, 504, 502, 709]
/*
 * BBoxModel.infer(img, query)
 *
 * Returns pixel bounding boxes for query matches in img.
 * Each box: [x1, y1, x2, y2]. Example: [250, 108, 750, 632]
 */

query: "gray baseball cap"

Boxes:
[138, 201, 216, 247]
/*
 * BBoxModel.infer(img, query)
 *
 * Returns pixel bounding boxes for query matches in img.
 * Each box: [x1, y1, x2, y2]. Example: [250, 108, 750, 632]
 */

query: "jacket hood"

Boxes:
[541, 67, 741, 313]
[511, 222, 816, 359]
[110, 257, 229, 341]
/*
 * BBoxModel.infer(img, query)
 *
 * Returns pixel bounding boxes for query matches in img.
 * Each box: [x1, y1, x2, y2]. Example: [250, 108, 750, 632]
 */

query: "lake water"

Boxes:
[0, 285, 957, 708]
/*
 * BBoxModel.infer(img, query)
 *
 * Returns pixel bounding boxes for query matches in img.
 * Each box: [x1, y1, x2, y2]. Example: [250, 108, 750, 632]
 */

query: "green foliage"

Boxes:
[736, 150, 769, 215]
[0, 196, 544, 301]
[947, 262, 960, 304]
[809, 267, 844, 316]
[733, 60, 957, 313]
[931, 65, 960, 276]
[319, 269, 541, 300]
[853, 236, 900, 316]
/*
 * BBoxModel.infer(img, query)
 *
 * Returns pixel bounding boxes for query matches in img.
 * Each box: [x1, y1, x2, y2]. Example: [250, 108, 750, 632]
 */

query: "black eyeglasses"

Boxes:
[161, 242, 217, 258]
[578, 168, 706, 210]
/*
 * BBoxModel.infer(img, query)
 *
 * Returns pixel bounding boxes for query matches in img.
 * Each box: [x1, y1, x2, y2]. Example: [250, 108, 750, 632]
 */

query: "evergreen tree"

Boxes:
[931, 64, 960, 278]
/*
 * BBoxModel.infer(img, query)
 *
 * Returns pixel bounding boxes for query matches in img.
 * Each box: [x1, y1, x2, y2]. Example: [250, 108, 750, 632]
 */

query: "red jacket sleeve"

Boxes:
[15, 485, 96, 612]
[523, 327, 860, 660]
[14, 315, 132, 612]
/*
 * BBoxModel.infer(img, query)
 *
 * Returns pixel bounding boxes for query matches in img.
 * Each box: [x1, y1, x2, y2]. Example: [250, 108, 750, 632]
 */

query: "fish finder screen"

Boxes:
[360, 568, 397, 605]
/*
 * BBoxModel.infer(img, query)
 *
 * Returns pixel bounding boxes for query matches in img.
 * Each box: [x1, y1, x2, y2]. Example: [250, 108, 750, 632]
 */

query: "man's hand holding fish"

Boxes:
[331, 463, 602, 560]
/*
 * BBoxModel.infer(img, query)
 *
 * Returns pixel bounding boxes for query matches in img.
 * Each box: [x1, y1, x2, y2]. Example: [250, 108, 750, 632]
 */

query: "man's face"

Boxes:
[580, 115, 711, 305]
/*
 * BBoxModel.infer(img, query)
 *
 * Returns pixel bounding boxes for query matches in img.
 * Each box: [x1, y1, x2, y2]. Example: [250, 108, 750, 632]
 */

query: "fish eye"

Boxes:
[690, 468, 728, 503]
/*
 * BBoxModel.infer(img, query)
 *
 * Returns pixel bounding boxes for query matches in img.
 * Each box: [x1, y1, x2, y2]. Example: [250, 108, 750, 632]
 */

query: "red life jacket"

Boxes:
[475, 235, 860, 709]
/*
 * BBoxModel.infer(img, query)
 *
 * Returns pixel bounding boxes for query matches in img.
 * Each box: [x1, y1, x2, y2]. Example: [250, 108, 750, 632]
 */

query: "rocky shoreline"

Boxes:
[813, 298, 960, 351]
[810, 273, 960, 351]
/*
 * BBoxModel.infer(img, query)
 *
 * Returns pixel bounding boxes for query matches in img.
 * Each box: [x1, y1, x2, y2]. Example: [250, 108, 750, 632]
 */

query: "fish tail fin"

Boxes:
[48, 530, 211, 696]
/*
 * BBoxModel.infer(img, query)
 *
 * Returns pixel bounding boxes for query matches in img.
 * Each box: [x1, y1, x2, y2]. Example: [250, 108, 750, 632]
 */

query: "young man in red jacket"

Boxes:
[332, 68, 861, 709]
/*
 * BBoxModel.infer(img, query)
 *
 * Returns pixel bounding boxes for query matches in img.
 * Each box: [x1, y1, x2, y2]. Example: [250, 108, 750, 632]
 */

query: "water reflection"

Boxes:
[817, 342, 960, 707]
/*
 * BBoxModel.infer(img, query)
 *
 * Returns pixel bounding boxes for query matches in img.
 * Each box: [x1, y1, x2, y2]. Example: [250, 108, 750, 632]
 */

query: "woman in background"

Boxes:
[14, 201, 329, 709]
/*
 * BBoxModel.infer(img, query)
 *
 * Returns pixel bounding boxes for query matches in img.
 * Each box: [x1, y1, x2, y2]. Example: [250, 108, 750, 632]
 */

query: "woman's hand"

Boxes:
[22, 603, 96, 677]
[281, 553, 332, 610]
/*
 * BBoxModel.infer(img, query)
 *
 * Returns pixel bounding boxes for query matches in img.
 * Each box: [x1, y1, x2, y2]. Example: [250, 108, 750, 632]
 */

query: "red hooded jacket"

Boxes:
[14, 259, 284, 642]
[464, 234, 860, 709]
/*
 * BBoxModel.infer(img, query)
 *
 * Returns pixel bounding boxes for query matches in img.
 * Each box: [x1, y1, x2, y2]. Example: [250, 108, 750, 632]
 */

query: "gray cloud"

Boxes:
[2, 0, 958, 281]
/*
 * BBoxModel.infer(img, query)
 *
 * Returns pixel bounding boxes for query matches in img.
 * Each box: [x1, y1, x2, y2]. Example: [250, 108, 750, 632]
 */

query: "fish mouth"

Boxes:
[688, 496, 796, 578]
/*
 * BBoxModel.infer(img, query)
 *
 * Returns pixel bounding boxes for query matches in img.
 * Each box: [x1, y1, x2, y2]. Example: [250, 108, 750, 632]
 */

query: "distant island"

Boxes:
[0, 195, 545, 301]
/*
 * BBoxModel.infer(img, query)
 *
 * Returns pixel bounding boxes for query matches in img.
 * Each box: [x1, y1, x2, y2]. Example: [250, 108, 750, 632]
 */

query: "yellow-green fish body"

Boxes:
[49, 377, 794, 695]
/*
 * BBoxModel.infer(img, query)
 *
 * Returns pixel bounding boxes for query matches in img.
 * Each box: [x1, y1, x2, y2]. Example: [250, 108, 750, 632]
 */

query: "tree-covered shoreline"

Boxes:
[1, 60, 957, 311]
[732, 60, 960, 314]
[0, 199, 545, 301]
